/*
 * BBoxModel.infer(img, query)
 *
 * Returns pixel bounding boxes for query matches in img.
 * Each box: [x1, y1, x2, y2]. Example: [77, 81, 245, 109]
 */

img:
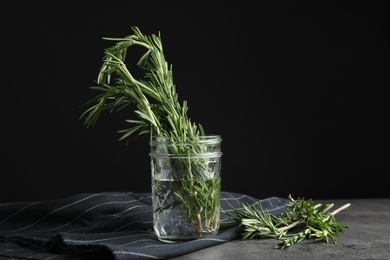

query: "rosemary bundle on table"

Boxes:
[222, 194, 350, 249]
[80, 26, 220, 239]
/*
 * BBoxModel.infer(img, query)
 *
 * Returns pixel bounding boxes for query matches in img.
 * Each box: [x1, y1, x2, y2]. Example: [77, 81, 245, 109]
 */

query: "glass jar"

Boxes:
[149, 135, 222, 242]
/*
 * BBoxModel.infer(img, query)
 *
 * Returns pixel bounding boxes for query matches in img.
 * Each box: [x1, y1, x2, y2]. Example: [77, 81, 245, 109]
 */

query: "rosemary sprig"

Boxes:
[80, 26, 219, 238]
[80, 26, 204, 141]
[222, 194, 350, 249]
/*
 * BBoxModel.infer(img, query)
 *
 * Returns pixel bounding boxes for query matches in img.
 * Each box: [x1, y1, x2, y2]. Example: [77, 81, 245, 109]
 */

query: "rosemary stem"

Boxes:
[278, 220, 303, 232]
[325, 203, 351, 221]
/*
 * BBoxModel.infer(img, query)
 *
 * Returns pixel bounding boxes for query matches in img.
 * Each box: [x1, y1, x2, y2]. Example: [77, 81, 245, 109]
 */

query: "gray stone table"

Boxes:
[171, 198, 390, 260]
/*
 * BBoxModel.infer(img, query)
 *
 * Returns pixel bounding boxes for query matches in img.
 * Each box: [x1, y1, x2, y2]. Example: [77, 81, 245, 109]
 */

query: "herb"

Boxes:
[80, 26, 219, 238]
[222, 194, 350, 249]
[80, 26, 205, 141]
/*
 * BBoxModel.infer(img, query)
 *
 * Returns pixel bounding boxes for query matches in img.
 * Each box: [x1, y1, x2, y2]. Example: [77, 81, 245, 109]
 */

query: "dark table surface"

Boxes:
[171, 198, 390, 260]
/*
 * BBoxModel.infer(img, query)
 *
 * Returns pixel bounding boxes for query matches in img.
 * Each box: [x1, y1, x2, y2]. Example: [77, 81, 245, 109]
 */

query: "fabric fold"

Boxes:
[0, 192, 288, 259]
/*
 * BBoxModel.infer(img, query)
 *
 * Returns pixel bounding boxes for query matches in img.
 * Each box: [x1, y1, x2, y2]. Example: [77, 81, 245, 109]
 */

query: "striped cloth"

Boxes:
[0, 192, 289, 259]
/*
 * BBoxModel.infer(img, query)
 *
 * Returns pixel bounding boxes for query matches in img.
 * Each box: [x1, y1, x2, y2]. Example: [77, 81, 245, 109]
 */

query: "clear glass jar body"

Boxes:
[150, 135, 222, 242]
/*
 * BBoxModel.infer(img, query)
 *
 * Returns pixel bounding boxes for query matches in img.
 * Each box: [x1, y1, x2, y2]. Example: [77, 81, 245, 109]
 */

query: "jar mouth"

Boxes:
[150, 135, 222, 145]
[149, 135, 222, 158]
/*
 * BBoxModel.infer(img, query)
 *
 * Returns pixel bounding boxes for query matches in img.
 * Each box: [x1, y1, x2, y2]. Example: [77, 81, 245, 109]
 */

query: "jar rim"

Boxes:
[150, 135, 222, 145]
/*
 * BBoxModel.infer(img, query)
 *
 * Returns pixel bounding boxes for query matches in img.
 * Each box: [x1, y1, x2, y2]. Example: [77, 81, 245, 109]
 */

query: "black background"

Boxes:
[1, 1, 388, 202]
